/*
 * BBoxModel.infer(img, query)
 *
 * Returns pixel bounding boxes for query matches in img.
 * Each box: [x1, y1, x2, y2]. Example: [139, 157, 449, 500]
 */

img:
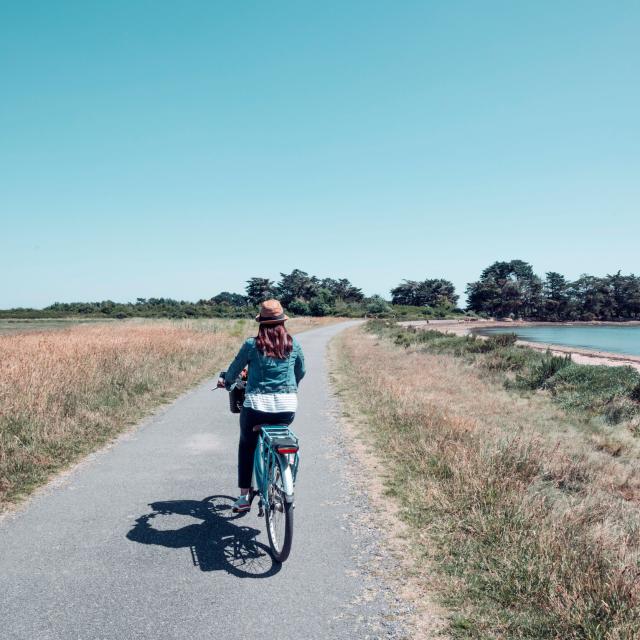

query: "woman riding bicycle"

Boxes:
[221, 299, 305, 513]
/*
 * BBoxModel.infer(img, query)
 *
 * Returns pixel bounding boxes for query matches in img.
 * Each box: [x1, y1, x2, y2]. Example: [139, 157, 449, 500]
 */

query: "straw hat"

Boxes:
[256, 299, 289, 324]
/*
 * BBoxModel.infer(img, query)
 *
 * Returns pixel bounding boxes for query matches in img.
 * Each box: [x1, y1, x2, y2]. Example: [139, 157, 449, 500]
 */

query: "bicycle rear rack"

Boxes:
[261, 426, 298, 446]
[260, 426, 300, 482]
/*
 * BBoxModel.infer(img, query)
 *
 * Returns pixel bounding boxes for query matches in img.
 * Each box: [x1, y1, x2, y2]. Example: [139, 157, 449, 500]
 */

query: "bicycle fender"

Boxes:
[277, 456, 295, 499]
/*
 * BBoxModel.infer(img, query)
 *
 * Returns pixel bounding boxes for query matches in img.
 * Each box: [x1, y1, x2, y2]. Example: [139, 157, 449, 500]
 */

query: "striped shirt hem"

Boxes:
[243, 393, 298, 413]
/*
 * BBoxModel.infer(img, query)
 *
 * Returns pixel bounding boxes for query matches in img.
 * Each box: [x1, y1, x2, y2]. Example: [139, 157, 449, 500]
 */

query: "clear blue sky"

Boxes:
[1, 1, 638, 308]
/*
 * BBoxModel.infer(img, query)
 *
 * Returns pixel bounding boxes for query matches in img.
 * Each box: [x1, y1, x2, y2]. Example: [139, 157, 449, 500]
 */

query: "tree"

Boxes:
[614, 273, 640, 319]
[277, 270, 319, 305]
[419, 279, 458, 308]
[466, 260, 542, 318]
[308, 288, 335, 316]
[245, 278, 276, 306]
[465, 278, 502, 316]
[568, 275, 613, 321]
[319, 278, 364, 302]
[607, 271, 640, 319]
[99, 300, 115, 315]
[391, 278, 458, 308]
[390, 280, 419, 305]
[211, 292, 248, 307]
[542, 272, 570, 321]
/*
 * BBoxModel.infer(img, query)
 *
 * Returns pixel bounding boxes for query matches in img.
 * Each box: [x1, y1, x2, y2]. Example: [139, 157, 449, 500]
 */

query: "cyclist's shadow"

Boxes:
[126, 495, 281, 578]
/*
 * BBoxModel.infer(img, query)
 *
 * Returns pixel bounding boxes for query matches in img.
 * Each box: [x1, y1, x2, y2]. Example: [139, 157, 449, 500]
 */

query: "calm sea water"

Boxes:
[478, 325, 640, 357]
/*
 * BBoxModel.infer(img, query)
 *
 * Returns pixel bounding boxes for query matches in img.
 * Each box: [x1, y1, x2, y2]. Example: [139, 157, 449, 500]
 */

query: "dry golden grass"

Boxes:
[0, 316, 335, 509]
[0, 320, 243, 507]
[333, 327, 640, 639]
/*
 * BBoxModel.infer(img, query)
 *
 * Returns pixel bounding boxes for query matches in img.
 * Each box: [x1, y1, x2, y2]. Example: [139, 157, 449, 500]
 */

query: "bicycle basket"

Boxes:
[229, 385, 245, 414]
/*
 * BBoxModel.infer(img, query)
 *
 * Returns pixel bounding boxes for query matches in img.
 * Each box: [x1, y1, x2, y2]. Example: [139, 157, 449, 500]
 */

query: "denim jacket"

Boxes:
[224, 337, 306, 395]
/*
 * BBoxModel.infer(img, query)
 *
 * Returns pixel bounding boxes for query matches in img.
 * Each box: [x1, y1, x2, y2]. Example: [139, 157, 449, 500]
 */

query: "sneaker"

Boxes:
[232, 494, 251, 513]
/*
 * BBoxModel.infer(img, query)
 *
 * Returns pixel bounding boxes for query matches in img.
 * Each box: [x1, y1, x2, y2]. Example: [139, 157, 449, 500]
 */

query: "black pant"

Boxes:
[238, 407, 295, 488]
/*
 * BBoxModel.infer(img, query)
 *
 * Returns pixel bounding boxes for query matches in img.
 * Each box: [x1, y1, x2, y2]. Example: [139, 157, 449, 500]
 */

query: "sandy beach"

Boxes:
[400, 319, 640, 372]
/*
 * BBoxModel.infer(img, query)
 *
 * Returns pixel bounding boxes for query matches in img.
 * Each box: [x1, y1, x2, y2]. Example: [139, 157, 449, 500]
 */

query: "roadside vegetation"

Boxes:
[0, 317, 330, 509]
[386, 323, 640, 429]
[332, 322, 640, 638]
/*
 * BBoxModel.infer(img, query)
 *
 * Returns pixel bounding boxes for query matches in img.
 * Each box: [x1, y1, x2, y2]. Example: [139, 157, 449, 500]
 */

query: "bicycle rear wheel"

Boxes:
[265, 463, 294, 562]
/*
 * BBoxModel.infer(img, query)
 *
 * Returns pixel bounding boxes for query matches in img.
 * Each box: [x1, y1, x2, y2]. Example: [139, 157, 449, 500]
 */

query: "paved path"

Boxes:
[1, 322, 406, 640]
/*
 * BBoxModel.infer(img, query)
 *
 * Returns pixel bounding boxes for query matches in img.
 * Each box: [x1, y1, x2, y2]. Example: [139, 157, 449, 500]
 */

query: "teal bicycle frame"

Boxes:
[251, 425, 300, 561]
[252, 425, 300, 511]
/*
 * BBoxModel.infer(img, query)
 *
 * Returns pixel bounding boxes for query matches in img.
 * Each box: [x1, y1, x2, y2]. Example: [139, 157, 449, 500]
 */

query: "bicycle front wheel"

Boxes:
[265, 463, 294, 562]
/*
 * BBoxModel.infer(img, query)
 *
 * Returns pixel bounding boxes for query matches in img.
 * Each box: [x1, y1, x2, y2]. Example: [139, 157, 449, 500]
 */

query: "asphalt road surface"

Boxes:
[1, 322, 408, 640]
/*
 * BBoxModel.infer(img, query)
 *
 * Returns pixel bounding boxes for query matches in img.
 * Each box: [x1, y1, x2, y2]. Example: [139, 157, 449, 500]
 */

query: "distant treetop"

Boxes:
[465, 260, 640, 320]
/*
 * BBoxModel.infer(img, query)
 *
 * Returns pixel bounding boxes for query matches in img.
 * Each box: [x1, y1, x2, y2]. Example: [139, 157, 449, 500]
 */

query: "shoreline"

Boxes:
[400, 319, 640, 372]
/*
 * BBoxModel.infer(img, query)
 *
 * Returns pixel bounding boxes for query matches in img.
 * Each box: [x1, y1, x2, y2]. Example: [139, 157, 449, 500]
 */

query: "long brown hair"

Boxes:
[256, 322, 293, 359]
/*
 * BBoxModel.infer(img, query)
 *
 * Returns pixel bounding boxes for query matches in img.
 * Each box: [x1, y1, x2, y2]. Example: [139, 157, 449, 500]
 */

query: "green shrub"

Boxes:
[287, 299, 310, 315]
[393, 333, 413, 348]
[603, 397, 640, 425]
[480, 332, 518, 351]
[512, 353, 572, 390]
[482, 347, 533, 372]
[366, 296, 392, 316]
[545, 364, 640, 420]
[308, 298, 333, 316]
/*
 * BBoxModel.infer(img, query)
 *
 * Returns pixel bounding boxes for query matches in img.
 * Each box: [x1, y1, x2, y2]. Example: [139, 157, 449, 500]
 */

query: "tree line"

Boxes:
[466, 260, 640, 321]
[2, 270, 393, 319]
[3, 262, 638, 321]
[214, 269, 392, 317]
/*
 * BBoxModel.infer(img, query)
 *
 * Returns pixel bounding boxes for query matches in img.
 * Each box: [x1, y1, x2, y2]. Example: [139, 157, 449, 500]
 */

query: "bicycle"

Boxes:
[250, 424, 299, 562]
[217, 371, 300, 563]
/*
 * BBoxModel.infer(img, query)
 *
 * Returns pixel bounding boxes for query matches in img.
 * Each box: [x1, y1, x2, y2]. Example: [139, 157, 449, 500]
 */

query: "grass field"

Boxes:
[0, 318, 116, 335]
[332, 323, 640, 639]
[0, 317, 335, 509]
